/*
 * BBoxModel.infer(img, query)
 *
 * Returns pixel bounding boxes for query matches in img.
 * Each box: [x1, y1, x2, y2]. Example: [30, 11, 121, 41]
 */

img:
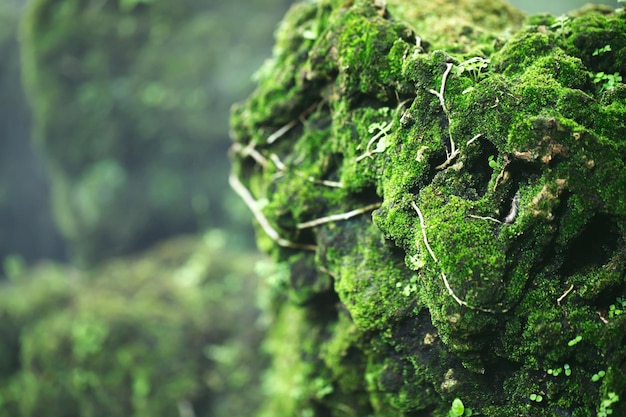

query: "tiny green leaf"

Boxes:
[450, 398, 465, 416]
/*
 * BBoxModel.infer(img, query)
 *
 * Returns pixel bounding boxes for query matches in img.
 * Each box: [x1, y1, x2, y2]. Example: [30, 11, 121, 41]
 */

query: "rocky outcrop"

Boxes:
[230, 1, 626, 415]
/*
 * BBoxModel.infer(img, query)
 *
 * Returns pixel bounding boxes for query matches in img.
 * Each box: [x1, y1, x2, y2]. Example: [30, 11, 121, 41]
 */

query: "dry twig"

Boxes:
[297, 202, 382, 229]
[229, 173, 316, 251]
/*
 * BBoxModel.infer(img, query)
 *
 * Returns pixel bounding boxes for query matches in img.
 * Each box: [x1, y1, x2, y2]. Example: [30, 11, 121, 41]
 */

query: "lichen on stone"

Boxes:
[230, 0, 626, 416]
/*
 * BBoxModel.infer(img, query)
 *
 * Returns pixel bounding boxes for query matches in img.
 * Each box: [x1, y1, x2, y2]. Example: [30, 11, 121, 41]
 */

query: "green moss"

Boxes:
[0, 232, 266, 417]
[231, 0, 626, 416]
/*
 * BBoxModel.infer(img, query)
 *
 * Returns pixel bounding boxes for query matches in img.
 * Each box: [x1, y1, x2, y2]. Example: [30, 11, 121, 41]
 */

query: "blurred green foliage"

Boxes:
[0, 0, 65, 265]
[0, 231, 267, 417]
[20, 0, 291, 264]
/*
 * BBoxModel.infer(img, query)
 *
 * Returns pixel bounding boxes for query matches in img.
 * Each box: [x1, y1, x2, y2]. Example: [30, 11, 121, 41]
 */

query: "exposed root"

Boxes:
[429, 63, 458, 170]
[229, 173, 316, 251]
[297, 202, 382, 229]
[469, 214, 503, 224]
[493, 154, 511, 191]
[266, 102, 319, 144]
[231, 143, 343, 188]
[231, 142, 269, 169]
[411, 201, 502, 313]
[269, 153, 343, 188]
[557, 284, 574, 306]
[466, 133, 483, 146]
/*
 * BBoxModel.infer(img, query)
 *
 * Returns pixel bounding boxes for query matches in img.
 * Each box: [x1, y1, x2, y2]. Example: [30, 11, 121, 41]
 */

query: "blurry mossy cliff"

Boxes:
[19, 0, 290, 264]
[230, 0, 626, 416]
[0, 0, 65, 264]
[0, 231, 266, 417]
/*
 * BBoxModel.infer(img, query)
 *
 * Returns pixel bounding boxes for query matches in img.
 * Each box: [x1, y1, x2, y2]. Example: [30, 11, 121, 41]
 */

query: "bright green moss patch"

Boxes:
[231, 0, 626, 416]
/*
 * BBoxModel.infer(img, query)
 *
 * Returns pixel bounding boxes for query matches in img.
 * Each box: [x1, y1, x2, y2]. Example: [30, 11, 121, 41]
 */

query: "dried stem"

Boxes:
[411, 201, 501, 313]
[429, 63, 458, 168]
[557, 284, 575, 306]
[469, 214, 503, 224]
[229, 173, 316, 251]
[296, 202, 382, 229]
[266, 102, 319, 144]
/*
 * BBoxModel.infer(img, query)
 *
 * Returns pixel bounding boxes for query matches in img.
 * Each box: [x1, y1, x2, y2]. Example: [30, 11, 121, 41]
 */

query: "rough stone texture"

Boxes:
[230, 0, 626, 416]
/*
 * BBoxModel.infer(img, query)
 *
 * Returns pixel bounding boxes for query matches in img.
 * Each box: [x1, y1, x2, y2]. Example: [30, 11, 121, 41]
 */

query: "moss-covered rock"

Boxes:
[0, 231, 266, 417]
[230, 1, 626, 416]
[20, 0, 290, 264]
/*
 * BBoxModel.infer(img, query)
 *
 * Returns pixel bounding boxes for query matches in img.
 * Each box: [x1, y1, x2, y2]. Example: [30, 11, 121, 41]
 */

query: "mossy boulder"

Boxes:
[19, 0, 290, 264]
[0, 231, 266, 417]
[230, 0, 626, 416]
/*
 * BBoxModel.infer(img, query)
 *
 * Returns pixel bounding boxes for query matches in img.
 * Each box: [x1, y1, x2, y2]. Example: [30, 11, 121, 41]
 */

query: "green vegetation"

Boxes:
[0, 231, 265, 417]
[449, 397, 472, 416]
[19, 0, 286, 264]
[230, 0, 626, 415]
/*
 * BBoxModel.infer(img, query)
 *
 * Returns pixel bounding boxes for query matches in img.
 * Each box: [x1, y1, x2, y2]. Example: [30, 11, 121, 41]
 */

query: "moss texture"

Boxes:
[0, 231, 265, 417]
[230, 0, 626, 416]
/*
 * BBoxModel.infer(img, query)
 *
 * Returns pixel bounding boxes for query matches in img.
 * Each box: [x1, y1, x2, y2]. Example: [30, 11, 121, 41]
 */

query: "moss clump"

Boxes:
[0, 231, 265, 417]
[231, 0, 626, 416]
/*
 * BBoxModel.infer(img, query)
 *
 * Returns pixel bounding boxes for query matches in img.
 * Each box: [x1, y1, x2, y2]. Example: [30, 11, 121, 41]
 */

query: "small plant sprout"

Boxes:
[593, 44, 612, 56]
[592, 71, 623, 92]
[547, 366, 563, 376]
[550, 15, 570, 38]
[449, 398, 473, 417]
[356, 119, 393, 162]
[592, 370, 606, 382]
[488, 155, 497, 170]
[598, 392, 619, 417]
[608, 296, 626, 318]
[529, 393, 543, 403]
[568, 335, 582, 347]
[456, 56, 490, 82]
[564, 363, 572, 377]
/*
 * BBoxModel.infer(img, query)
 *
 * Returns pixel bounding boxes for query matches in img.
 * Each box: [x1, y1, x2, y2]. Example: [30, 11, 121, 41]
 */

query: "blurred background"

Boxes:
[0, 0, 619, 416]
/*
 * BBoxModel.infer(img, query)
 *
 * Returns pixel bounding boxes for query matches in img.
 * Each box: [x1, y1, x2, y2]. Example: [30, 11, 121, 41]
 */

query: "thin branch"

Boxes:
[266, 102, 319, 144]
[411, 201, 501, 313]
[297, 202, 382, 229]
[231, 142, 268, 168]
[466, 133, 482, 146]
[266, 119, 298, 145]
[229, 173, 316, 251]
[429, 62, 457, 166]
[411, 201, 439, 263]
[557, 284, 574, 306]
[269, 153, 343, 188]
[469, 214, 503, 224]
